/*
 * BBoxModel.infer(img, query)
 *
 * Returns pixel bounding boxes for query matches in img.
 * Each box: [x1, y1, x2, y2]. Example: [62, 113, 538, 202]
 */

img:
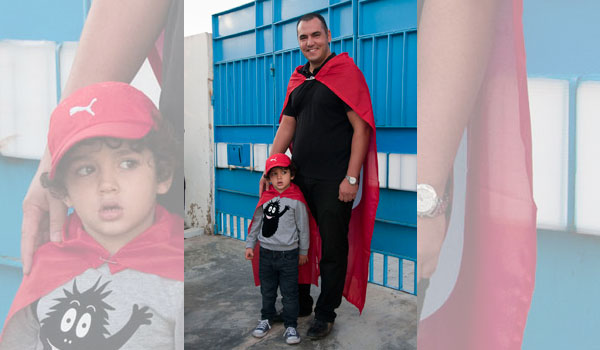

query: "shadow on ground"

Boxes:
[185, 234, 417, 350]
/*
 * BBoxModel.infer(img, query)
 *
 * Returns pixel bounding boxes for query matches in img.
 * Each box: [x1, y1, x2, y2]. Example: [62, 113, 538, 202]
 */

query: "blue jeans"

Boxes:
[259, 247, 299, 328]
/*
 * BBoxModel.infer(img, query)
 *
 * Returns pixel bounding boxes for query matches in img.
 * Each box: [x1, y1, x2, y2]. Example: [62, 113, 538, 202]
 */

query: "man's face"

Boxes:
[297, 17, 331, 66]
[62, 140, 171, 251]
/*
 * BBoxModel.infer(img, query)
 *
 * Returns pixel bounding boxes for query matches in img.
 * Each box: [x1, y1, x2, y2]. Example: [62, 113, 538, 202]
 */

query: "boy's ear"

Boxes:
[157, 173, 173, 195]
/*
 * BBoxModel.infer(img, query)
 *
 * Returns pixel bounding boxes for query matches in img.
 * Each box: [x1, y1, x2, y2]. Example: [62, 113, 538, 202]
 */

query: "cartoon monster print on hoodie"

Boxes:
[261, 199, 290, 238]
[38, 278, 152, 350]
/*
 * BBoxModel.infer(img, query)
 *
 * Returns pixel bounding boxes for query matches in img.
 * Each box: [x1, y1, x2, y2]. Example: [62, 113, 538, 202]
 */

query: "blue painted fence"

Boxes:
[212, 0, 417, 294]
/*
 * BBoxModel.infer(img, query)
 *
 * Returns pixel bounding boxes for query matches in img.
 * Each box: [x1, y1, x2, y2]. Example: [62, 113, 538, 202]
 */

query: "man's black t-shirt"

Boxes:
[282, 53, 353, 181]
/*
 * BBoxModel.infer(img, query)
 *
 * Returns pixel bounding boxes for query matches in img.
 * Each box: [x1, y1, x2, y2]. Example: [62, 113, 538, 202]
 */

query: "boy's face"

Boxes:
[268, 167, 293, 193]
[62, 140, 171, 252]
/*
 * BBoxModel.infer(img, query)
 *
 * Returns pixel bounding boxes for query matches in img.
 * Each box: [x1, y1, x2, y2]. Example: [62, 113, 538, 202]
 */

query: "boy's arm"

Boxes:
[0, 305, 40, 349]
[245, 206, 263, 249]
[295, 201, 310, 256]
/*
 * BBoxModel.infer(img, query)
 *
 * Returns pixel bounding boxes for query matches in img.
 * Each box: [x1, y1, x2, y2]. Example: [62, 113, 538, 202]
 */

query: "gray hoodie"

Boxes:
[246, 196, 309, 255]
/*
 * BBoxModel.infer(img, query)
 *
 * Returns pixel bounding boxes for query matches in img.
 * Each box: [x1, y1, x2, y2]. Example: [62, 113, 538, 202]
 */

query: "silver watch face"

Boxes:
[346, 176, 357, 185]
[417, 184, 437, 214]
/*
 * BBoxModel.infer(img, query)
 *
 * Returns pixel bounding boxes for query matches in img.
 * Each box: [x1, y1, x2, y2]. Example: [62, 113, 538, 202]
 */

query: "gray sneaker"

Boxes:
[252, 319, 271, 338]
[284, 327, 301, 345]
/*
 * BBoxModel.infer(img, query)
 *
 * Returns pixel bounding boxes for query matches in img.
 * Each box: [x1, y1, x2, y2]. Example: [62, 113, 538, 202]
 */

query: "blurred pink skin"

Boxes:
[417, 0, 536, 348]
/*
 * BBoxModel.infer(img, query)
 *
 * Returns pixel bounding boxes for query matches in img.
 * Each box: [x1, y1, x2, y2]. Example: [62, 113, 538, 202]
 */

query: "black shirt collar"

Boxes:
[301, 52, 336, 78]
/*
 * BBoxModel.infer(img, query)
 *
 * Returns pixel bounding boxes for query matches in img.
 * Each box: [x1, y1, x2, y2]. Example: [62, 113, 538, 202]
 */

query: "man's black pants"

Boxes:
[294, 175, 353, 323]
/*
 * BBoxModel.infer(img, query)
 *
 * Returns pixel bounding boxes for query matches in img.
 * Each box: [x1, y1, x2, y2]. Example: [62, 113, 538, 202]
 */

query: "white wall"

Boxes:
[184, 33, 214, 235]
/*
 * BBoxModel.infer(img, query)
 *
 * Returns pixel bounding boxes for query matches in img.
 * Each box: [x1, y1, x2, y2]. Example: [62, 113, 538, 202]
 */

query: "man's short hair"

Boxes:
[296, 12, 329, 34]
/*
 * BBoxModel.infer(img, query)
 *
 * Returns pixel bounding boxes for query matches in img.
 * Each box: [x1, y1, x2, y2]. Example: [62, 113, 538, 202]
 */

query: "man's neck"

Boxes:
[309, 52, 332, 73]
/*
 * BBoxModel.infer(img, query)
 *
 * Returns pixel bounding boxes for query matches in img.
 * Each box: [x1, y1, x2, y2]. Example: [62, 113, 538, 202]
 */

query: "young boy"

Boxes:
[0, 82, 183, 350]
[245, 153, 310, 345]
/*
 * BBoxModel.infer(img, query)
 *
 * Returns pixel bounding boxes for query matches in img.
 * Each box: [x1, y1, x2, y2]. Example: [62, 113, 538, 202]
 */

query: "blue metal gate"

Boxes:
[212, 0, 417, 294]
[0, 1, 88, 328]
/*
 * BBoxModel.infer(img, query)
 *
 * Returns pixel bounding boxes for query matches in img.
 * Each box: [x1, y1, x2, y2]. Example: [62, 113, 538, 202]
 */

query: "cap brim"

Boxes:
[49, 121, 153, 179]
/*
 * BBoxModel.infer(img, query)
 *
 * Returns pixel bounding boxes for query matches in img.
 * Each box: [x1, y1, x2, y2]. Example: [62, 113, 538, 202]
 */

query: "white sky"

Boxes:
[184, 0, 252, 36]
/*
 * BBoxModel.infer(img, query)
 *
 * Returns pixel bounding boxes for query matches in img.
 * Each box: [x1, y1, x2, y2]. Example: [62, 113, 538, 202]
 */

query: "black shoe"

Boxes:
[306, 318, 333, 340]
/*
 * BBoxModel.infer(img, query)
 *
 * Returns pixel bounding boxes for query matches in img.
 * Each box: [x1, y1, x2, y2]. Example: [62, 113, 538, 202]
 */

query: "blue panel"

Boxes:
[403, 31, 417, 126]
[523, 0, 600, 75]
[389, 32, 404, 126]
[216, 191, 260, 218]
[216, 168, 262, 198]
[279, 0, 328, 21]
[370, 222, 416, 258]
[330, 3, 353, 39]
[216, 31, 256, 62]
[523, 230, 600, 349]
[359, 0, 416, 36]
[0, 157, 38, 258]
[377, 128, 416, 154]
[215, 126, 275, 143]
[376, 189, 415, 226]
[214, 3, 255, 37]
[227, 144, 252, 166]
[257, 0, 273, 26]
[257, 27, 273, 54]
[0, 1, 85, 41]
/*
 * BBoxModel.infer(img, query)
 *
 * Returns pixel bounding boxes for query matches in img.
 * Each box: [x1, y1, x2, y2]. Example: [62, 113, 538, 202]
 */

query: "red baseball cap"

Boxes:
[265, 153, 291, 175]
[47, 81, 158, 179]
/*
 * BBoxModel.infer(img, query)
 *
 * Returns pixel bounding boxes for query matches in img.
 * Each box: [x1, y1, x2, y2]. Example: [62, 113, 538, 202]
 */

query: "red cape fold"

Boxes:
[250, 183, 321, 286]
[1, 205, 183, 341]
[279, 53, 379, 313]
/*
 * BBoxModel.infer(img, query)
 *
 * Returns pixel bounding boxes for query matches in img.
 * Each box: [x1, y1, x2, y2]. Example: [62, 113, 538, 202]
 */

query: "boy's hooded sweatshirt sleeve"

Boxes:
[295, 201, 309, 256]
[246, 206, 263, 249]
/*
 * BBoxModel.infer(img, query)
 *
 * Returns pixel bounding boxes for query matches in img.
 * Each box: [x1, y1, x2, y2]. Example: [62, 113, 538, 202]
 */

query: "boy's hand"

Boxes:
[245, 248, 254, 260]
[299, 255, 308, 265]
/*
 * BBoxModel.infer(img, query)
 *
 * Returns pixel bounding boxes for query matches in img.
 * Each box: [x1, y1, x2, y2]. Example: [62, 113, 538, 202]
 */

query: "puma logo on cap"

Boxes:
[69, 98, 98, 117]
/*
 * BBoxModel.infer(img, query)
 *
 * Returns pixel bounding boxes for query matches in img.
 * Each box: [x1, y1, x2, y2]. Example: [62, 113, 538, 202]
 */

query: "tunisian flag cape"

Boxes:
[418, 0, 537, 348]
[280, 53, 379, 313]
[1, 205, 183, 341]
[250, 183, 321, 286]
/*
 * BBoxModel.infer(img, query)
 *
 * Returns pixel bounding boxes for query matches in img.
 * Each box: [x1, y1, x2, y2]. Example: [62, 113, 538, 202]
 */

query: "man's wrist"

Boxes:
[345, 175, 358, 185]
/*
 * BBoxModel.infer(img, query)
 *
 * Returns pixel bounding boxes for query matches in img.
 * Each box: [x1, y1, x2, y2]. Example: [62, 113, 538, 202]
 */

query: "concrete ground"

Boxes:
[184, 234, 417, 350]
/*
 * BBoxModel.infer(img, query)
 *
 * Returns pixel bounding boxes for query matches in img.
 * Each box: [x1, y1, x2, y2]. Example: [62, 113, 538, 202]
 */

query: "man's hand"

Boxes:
[338, 177, 358, 202]
[21, 150, 68, 275]
[245, 248, 254, 260]
[299, 254, 308, 265]
[259, 176, 269, 196]
[417, 215, 447, 282]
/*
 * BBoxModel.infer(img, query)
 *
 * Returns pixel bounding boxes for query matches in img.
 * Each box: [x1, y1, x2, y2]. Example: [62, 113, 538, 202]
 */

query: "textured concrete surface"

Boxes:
[185, 234, 416, 350]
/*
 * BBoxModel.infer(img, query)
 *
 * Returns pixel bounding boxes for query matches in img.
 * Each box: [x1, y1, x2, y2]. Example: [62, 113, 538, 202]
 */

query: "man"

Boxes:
[260, 13, 379, 339]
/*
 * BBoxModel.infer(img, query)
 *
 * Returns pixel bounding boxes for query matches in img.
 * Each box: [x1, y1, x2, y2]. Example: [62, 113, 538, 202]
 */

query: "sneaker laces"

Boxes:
[284, 327, 298, 337]
[257, 319, 270, 330]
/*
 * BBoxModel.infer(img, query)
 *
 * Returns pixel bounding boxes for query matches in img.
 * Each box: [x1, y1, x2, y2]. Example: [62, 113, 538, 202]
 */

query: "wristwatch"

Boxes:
[345, 175, 358, 185]
[417, 184, 449, 218]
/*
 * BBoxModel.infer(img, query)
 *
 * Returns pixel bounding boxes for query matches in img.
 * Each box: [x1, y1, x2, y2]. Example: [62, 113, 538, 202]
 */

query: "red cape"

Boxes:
[280, 53, 379, 313]
[250, 183, 321, 286]
[1, 205, 183, 340]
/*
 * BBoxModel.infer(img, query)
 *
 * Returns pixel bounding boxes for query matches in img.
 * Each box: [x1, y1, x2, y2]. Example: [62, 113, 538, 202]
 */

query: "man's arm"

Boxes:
[270, 115, 296, 155]
[339, 110, 370, 202]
